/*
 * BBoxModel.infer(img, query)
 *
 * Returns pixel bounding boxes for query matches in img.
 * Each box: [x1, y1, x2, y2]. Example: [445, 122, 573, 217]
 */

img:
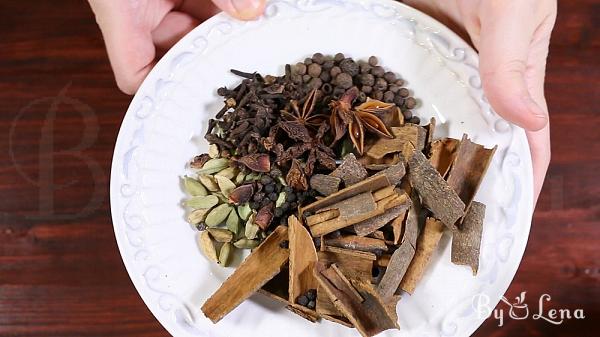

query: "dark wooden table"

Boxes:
[0, 1, 597, 336]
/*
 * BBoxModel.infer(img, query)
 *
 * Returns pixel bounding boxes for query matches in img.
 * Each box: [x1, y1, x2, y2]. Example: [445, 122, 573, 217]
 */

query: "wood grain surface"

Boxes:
[0, 1, 598, 336]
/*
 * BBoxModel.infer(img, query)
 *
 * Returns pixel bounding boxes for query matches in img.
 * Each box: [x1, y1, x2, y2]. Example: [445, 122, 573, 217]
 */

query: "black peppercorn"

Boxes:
[402, 109, 413, 119]
[409, 116, 421, 124]
[297, 295, 309, 306]
[269, 192, 278, 201]
[260, 175, 273, 185]
[319, 71, 331, 83]
[274, 208, 283, 217]
[250, 201, 260, 209]
[307, 300, 316, 310]
[307, 289, 317, 301]
[362, 85, 373, 94]
[264, 184, 275, 193]
[253, 192, 265, 202]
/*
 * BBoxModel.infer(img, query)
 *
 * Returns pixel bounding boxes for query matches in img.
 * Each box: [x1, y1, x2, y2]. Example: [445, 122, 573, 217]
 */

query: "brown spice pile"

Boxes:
[184, 53, 496, 336]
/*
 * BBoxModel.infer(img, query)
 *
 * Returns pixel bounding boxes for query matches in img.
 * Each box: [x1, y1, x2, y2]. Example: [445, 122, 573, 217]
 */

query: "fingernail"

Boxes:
[231, 0, 264, 19]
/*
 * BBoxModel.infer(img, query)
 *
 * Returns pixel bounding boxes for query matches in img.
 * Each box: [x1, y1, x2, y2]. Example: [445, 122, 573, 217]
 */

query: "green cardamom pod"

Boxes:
[207, 228, 234, 243]
[215, 167, 237, 180]
[197, 158, 230, 175]
[187, 208, 210, 224]
[184, 195, 219, 209]
[183, 176, 207, 196]
[233, 238, 260, 249]
[235, 172, 246, 185]
[198, 175, 219, 192]
[236, 203, 252, 221]
[244, 213, 260, 240]
[226, 210, 240, 234]
[205, 204, 233, 227]
[214, 175, 236, 198]
[198, 231, 218, 263]
[218, 242, 233, 266]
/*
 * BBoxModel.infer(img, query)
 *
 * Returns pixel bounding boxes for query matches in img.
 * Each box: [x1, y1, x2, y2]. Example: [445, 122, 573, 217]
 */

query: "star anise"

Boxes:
[329, 87, 394, 154]
[281, 89, 328, 128]
[277, 122, 336, 178]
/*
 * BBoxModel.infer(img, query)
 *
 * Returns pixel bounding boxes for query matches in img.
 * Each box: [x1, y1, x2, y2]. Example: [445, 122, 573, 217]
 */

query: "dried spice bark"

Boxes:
[308, 192, 380, 237]
[429, 138, 460, 177]
[446, 135, 496, 216]
[324, 235, 388, 254]
[354, 203, 410, 237]
[316, 249, 374, 319]
[377, 242, 415, 298]
[407, 149, 465, 228]
[310, 174, 341, 196]
[286, 304, 320, 322]
[391, 212, 407, 245]
[451, 201, 485, 275]
[330, 153, 368, 186]
[373, 162, 406, 186]
[201, 226, 289, 323]
[301, 174, 390, 215]
[288, 216, 319, 313]
[399, 218, 445, 294]
[315, 262, 399, 337]
[365, 125, 427, 159]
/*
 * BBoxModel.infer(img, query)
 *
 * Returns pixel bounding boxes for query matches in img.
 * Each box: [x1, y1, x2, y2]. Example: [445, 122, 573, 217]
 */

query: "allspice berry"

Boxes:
[335, 73, 354, 89]
[339, 58, 359, 76]
[359, 73, 375, 86]
[371, 66, 385, 77]
[334, 53, 345, 62]
[404, 97, 417, 109]
[294, 62, 307, 75]
[368, 56, 379, 66]
[383, 71, 397, 83]
[308, 63, 322, 78]
[312, 52, 325, 64]
[330, 66, 342, 78]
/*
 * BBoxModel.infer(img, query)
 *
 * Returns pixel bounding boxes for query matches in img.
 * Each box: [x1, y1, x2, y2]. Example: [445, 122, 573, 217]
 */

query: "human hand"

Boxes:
[404, 0, 556, 205]
[88, 0, 266, 94]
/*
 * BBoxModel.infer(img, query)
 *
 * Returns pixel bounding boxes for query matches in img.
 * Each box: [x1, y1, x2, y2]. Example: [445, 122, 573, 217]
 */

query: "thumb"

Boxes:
[211, 0, 266, 20]
[478, 2, 548, 131]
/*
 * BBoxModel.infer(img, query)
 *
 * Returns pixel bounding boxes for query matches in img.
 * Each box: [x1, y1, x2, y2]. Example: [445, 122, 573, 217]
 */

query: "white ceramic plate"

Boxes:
[110, 1, 534, 336]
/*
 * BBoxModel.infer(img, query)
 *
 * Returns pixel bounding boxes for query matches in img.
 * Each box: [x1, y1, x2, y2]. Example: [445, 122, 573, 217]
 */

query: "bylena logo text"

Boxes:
[472, 292, 585, 327]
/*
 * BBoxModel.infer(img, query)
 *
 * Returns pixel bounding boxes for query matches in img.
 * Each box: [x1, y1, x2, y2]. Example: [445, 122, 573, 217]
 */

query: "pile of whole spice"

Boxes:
[183, 53, 496, 336]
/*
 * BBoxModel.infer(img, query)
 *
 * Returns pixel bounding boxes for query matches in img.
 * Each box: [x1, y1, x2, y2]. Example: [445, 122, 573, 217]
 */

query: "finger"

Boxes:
[527, 124, 550, 207]
[478, 2, 549, 132]
[152, 11, 199, 51]
[88, 0, 175, 94]
[210, 0, 266, 20]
